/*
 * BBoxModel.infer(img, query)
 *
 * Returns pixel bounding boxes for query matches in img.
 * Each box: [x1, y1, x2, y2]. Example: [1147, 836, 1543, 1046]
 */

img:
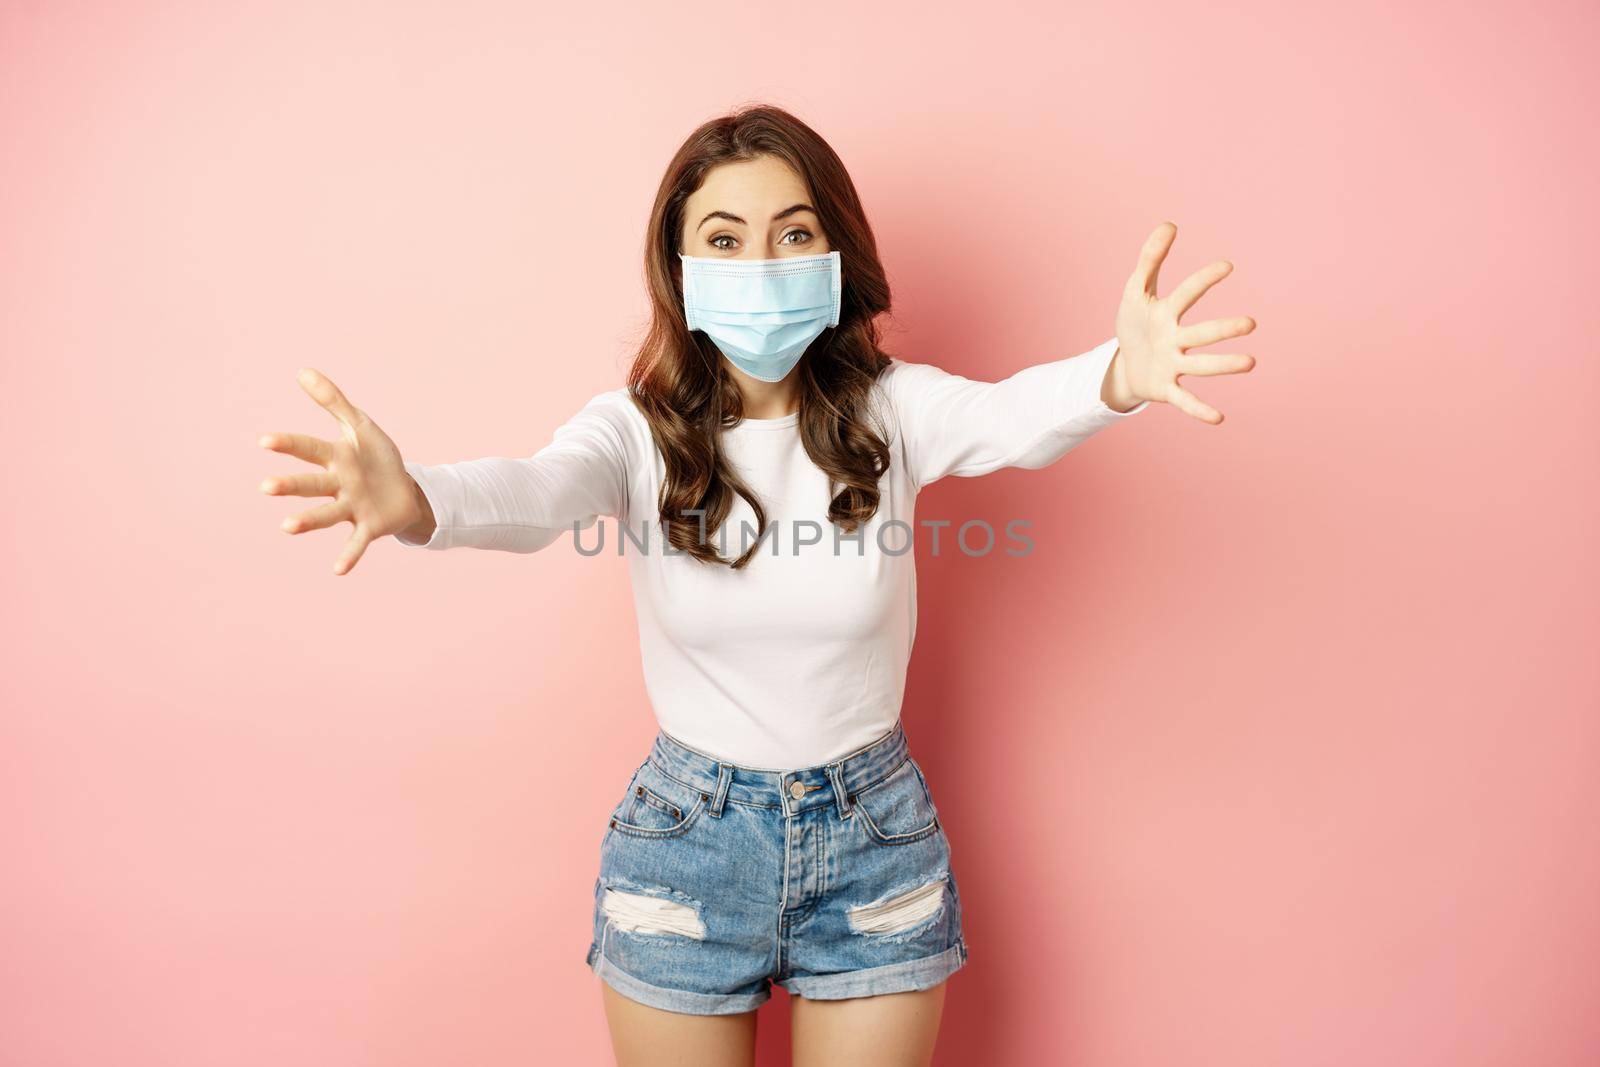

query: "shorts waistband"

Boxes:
[648, 720, 912, 820]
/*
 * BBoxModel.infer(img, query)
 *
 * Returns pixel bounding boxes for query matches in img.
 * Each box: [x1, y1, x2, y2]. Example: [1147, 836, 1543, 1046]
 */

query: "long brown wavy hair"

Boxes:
[625, 104, 896, 569]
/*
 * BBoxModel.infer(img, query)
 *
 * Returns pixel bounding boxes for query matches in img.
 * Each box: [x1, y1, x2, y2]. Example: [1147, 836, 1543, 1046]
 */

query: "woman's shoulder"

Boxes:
[873, 354, 966, 395]
[540, 385, 657, 466]
[567, 385, 652, 432]
[871, 354, 967, 425]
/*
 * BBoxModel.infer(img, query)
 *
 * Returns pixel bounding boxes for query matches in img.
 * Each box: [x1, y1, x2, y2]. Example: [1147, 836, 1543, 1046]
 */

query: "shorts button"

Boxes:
[789, 780, 806, 800]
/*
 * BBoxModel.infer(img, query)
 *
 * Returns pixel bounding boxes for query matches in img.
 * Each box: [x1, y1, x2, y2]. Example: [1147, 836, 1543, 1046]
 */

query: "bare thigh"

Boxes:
[790, 979, 948, 1067]
[600, 980, 759, 1067]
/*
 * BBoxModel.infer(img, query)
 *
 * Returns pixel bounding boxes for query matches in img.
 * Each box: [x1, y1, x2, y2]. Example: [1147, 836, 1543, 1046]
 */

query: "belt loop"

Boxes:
[709, 761, 733, 817]
[827, 761, 852, 820]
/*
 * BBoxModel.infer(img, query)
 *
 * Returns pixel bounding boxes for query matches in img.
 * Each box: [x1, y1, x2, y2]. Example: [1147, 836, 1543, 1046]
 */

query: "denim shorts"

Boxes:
[583, 718, 969, 1015]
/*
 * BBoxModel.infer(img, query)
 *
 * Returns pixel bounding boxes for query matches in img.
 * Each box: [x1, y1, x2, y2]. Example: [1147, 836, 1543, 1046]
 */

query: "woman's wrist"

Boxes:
[1102, 345, 1143, 413]
[398, 474, 436, 541]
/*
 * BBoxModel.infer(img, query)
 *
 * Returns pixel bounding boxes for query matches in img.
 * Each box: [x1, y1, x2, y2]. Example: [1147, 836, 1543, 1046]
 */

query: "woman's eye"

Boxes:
[706, 230, 810, 251]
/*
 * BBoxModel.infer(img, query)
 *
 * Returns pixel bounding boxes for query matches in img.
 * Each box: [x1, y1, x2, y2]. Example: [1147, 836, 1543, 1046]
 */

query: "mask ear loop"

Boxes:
[828, 251, 843, 327]
[677, 252, 701, 331]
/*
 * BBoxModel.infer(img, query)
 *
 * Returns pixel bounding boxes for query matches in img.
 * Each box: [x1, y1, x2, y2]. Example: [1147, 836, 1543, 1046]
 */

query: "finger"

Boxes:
[1178, 315, 1256, 350]
[332, 525, 373, 576]
[260, 471, 340, 498]
[1166, 382, 1224, 425]
[259, 431, 334, 466]
[1126, 221, 1178, 298]
[280, 500, 351, 535]
[296, 367, 365, 431]
[1176, 352, 1256, 377]
[1166, 260, 1232, 319]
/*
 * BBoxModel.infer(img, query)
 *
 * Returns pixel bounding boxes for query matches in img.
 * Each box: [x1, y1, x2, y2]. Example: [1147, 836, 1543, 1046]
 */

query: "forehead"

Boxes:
[686, 155, 812, 214]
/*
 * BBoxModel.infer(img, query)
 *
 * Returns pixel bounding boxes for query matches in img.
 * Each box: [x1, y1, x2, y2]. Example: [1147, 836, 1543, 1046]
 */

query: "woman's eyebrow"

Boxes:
[696, 203, 818, 230]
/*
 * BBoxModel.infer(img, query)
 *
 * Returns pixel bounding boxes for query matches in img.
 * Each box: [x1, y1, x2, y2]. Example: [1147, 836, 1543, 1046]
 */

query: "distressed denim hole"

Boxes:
[846, 875, 947, 940]
[601, 884, 707, 940]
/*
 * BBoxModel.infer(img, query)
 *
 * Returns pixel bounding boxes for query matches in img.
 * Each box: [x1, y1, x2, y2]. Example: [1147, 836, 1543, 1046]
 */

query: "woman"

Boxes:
[258, 104, 1255, 1066]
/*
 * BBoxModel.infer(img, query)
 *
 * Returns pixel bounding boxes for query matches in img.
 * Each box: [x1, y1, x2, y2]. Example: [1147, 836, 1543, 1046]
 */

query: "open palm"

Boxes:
[1114, 222, 1257, 424]
[258, 369, 421, 575]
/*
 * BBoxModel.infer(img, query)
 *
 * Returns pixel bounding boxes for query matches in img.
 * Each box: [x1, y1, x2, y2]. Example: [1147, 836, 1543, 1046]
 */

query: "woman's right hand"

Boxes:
[258, 368, 432, 576]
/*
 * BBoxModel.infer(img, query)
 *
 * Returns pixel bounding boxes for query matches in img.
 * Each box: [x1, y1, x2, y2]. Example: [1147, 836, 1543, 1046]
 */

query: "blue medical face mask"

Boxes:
[679, 250, 842, 382]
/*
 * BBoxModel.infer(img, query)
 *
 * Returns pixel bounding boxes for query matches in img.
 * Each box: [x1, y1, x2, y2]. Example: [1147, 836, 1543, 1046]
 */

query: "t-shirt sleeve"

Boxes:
[884, 337, 1149, 490]
[395, 388, 636, 553]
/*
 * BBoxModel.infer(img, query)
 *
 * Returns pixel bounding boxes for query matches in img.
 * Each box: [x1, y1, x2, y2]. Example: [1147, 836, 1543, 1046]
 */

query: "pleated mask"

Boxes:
[679, 250, 842, 382]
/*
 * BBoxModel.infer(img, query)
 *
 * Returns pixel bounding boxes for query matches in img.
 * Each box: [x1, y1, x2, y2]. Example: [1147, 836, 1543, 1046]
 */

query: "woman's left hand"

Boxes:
[1110, 222, 1256, 424]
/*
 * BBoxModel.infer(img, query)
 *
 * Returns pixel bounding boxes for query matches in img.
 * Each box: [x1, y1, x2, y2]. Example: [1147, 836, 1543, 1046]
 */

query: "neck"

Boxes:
[734, 371, 800, 419]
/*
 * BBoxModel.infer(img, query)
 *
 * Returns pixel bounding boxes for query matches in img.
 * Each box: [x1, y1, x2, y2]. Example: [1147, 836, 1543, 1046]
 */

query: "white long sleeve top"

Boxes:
[398, 337, 1148, 770]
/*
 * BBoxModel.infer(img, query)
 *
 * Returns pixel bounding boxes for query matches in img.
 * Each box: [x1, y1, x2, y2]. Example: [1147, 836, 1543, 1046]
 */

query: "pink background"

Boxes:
[3, 1, 1597, 1064]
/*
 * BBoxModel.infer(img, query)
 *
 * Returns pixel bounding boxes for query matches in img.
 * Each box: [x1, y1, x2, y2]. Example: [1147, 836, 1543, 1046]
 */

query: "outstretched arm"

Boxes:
[885, 338, 1149, 490]
[259, 374, 636, 571]
[887, 222, 1257, 490]
[396, 390, 635, 554]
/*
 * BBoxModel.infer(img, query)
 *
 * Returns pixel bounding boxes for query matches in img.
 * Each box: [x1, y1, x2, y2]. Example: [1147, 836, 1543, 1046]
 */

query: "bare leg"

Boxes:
[790, 980, 948, 1067]
[600, 980, 759, 1067]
